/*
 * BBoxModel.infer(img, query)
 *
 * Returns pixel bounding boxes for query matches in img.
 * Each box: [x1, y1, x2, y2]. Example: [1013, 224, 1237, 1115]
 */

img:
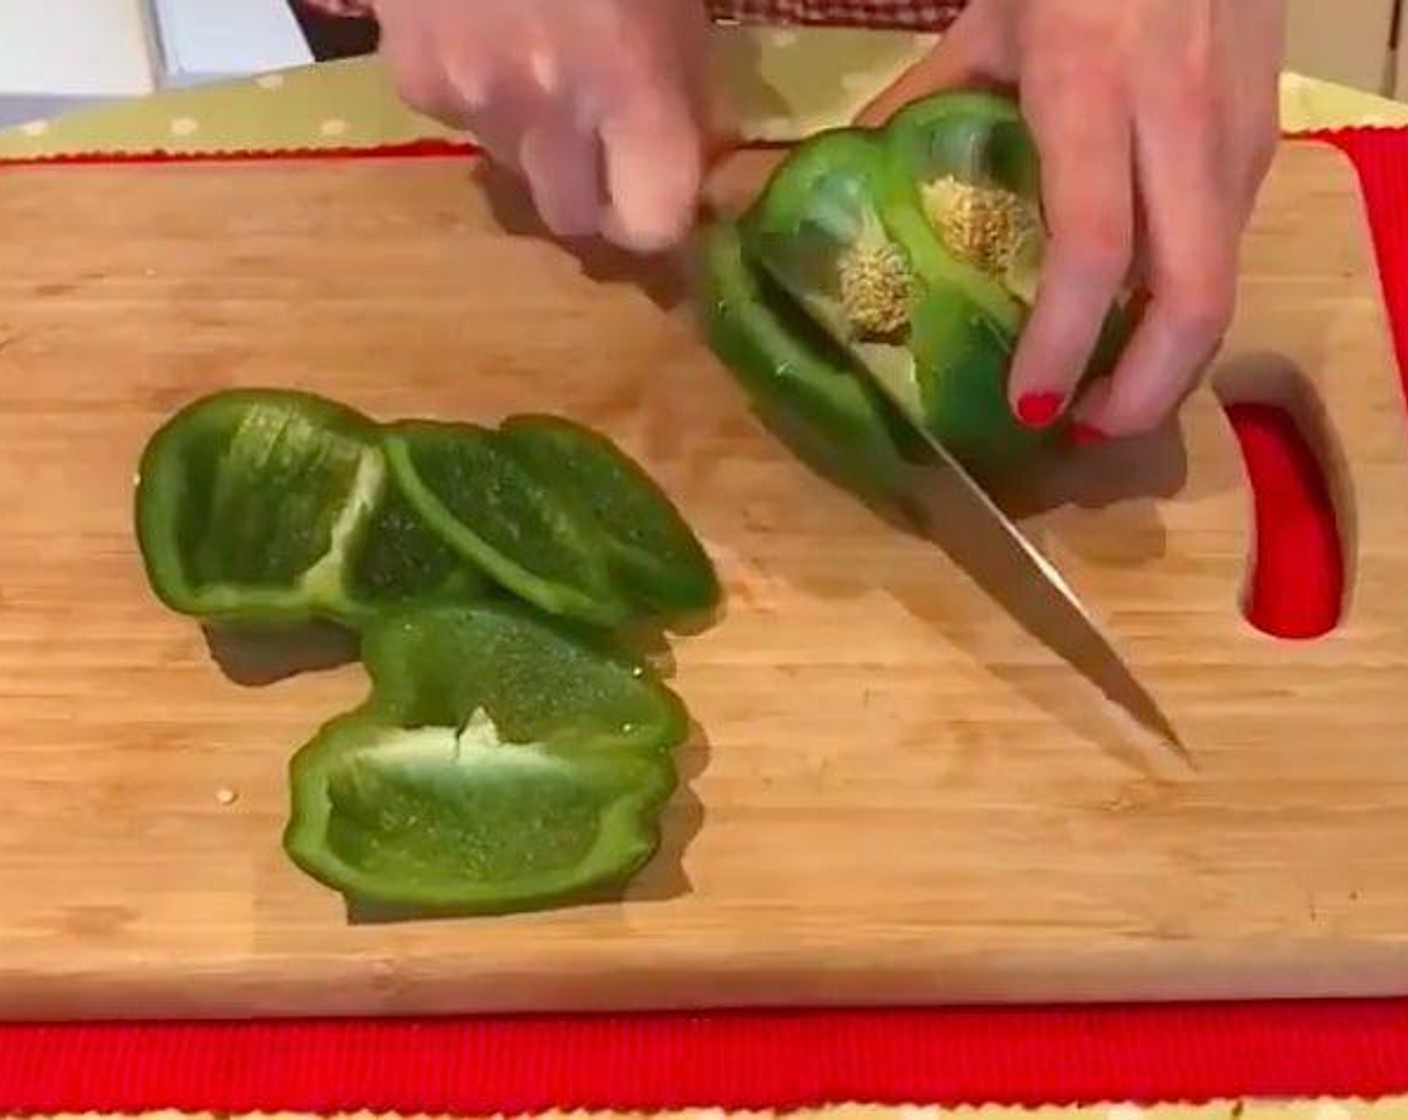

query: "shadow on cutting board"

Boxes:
[202, 611, 714, 691]
[203, 621, 359, 686]
[471, 162, 693, 315]
[737, 399, 1208, 779]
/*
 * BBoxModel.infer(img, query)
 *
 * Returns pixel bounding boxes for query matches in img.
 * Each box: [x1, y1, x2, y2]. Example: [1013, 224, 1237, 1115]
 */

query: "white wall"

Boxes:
[1285, 0, 1398, 95]
[0, 0, 157, 126]
[147, 0, 310, 88]
[0, 0, 311, 127]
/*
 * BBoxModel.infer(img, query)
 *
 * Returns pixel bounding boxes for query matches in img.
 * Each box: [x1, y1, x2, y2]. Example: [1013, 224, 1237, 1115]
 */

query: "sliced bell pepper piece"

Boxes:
[497, 413, 721, 619]
[342, 478, 482, 611]
[697, 216, 922, 508]
[134, 388, 483, 628]
[382, 420, 635, 627]
[282, 601, 688, 914]
[714, 89, 1131, 487]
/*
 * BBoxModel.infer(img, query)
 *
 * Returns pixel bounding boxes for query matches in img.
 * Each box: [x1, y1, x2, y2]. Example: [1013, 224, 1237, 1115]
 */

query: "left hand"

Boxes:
[858, 0, 1286, 442]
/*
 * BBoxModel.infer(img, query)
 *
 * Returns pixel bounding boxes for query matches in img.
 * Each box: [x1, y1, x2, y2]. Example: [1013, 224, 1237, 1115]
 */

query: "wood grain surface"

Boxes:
[0, 140, 1405, 1020]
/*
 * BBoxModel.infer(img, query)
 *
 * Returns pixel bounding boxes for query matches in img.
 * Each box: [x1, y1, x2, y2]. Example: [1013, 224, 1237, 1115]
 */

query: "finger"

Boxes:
[440, 3, 539, 166]
[518, 111, 606, 239]
[1073, 232, 1235, 440]
[854, 3, 1015, 127]
[374, 0, 468, 128]
[456, 71, 543, 177]
[1227, 66, 1281, 223]
[598, 87, 704, 253]
[1217, 0, 1284, 228]
[658, 0, 718, 128]
[1069, 300, 1221, 441]
[1006, 65, 1134, 428]
[1074, 82, 1237, 437]
[575, 5, 709, 253]
[1234, 115, 1280, 232]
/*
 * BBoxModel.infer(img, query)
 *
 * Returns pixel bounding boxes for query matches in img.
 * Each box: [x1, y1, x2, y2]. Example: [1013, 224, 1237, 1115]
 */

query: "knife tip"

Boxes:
[1123, 698, 1197, 772]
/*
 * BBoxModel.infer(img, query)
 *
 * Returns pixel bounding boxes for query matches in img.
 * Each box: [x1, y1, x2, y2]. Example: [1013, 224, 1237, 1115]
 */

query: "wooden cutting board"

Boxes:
[1, 139, 1406, 1020]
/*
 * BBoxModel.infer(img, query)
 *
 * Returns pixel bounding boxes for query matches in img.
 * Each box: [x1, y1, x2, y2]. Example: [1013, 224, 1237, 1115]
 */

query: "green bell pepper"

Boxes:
[134, 388, 483, 629]
[698, 216, 924, 508]
[382, 419, 637, 628]
[136, 390, 712, 916]
[383, 417, 721, 629]
[497, 413, 721, 619]
[702, 89, 1131, 489]
[283, 600, 688, 914]
[137, 390, 721, 634]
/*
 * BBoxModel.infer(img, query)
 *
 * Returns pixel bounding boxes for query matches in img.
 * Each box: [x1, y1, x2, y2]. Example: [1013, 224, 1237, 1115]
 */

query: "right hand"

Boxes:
[857, 0, 1285, 442]
[373, 0, 715, 253]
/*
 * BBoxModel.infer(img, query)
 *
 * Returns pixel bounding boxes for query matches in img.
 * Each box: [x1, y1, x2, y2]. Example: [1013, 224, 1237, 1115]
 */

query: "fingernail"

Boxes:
[1069, 422, 1107, 447]
[1015, 392, 1064, 428]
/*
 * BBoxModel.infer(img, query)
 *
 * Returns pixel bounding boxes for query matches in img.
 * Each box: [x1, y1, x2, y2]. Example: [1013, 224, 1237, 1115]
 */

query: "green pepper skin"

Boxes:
[885, 89, 1041, 198]
[698, 216, 920, 507]
[497, 413, 722, 620]
[704, 89, 1133, 489]
[282, 601, 688, 915]
[382, 419, 636, 628]
[342, 477, 482, 613]
[732, 124, 1054, 481]
[738, 129, 909, 346]
[134, 388, 485, 629]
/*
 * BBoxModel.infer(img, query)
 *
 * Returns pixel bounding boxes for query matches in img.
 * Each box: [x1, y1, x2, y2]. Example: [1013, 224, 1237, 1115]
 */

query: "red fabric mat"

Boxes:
[12, 999, 1408, 1113]
[1, 127, 1406, 1112]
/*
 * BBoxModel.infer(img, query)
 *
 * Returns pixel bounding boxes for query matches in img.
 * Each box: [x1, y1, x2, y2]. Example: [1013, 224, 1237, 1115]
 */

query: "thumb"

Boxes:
[853, 7, 1012, 127]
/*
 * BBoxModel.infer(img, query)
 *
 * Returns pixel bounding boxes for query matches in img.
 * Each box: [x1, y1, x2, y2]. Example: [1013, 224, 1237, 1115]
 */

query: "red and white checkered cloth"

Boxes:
[709, 0, 964, 29]
[301, 0, 966, 31]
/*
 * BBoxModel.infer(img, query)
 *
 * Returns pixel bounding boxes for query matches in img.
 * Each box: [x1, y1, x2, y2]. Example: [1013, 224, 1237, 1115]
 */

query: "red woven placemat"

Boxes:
[0, 126, 1405, 1113]
[9, 999, 1408, 1113]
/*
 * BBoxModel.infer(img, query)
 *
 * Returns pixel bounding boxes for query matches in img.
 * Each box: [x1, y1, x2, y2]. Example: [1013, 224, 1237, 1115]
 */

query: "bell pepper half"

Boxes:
[134, 388, 483, 629]
[282, 600, 689, 914]
[701, 88, 1132, 489]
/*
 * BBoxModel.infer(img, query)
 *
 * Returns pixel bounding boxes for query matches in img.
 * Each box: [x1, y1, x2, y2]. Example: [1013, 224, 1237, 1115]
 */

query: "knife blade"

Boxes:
[861, 369, 1189, 763]
[698, 149, 1188, 763]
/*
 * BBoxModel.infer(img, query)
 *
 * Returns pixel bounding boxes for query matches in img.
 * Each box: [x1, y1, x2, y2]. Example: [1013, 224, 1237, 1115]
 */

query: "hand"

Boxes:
[859, 0, 1286, 441]
[372, 0, 714, 252]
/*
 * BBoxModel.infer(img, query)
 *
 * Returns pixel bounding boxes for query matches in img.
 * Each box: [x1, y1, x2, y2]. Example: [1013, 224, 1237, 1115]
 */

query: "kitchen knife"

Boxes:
[859, 365, 1189, 762]
[699, 149, 1188, 763]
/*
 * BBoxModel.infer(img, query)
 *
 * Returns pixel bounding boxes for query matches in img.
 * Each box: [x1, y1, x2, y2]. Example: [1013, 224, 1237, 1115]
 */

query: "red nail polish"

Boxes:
[1070, 422, 1107, 446]
[1016, 392, 1064, 428]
